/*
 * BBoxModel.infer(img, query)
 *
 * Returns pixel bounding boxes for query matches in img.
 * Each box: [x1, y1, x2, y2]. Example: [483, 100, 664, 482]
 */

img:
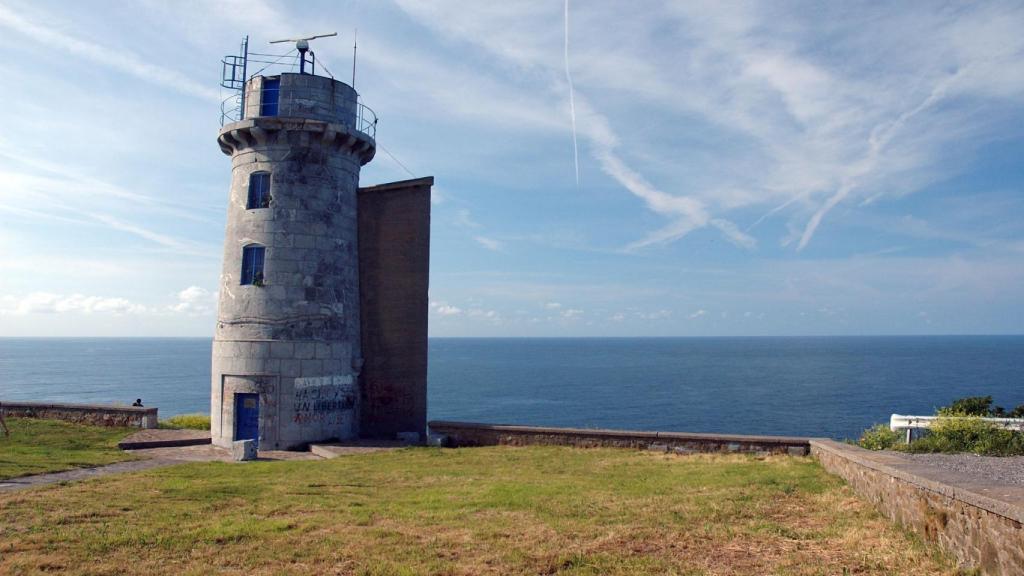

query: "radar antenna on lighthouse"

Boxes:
[269, 32, 338, 75]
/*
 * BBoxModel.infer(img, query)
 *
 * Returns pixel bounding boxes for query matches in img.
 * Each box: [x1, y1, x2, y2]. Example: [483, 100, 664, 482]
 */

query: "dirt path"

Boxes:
[0, 458, 180, 493]
[0, 442, 322, 493]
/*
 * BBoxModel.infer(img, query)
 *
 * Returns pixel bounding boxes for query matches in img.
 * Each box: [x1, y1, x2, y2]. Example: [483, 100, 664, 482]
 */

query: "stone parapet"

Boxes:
[427, 421, 812, 455]
[242, 73, 360, 128]
[811, 439, 1024, 575]
[0, 401, 157, 429]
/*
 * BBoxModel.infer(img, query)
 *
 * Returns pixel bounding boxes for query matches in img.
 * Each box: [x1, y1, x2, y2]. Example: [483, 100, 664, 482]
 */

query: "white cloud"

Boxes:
[688, 309, 707, 319]
[545, 302, 563, 309]
[0, 292, 146, 315]
[561, 308, 584, 319]
[474, 236, 504, 251]
[170, 286, 215, 316]
[438, 305, 463, 316]
[430, 301, 463, 317]
[637, 309, 673, 320]
[455, 209, 481, 229]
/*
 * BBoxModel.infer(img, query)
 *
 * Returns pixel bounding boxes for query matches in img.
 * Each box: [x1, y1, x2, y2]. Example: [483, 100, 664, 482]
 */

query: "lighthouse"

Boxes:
[211, 36, 431, 450]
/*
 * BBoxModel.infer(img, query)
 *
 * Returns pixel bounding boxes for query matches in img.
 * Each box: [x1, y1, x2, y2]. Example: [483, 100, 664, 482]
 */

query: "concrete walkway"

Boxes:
[118, 428, 211, 450]
[0, 458, 180, 493]
[130, 443, 323, 463]
[0, 437, 323, 494]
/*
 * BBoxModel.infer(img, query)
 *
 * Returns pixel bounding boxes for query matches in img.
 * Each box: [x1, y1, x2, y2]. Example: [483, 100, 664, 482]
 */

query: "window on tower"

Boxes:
[246, 171, 271, 209]
[240, 244, 266, 286]
[260, 77, 280, 116]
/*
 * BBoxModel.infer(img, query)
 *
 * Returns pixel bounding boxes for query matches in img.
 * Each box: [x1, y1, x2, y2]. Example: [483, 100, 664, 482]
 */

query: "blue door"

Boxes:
[234, 393, 259, 445]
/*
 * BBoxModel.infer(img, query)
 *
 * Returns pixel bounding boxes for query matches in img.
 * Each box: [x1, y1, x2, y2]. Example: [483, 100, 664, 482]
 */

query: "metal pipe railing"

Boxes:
[220, 89, 377, 141]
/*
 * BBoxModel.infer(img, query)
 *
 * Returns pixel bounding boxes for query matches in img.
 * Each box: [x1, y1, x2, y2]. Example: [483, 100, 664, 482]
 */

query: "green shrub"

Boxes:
[158, 413, 211, 430]
[937, 395, 1024, 418]
[857, 424, 903, 451]
[937, 395, 995, 416]
[906, 416, 1024, 456]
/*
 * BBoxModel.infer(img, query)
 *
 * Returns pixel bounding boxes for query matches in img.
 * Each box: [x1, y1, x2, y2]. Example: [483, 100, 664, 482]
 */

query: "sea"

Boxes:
[0, 336, 1021, 440]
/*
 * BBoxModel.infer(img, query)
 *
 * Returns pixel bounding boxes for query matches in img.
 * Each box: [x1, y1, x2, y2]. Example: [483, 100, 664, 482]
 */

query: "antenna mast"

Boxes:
[269, 32, 338, 75]
[352, 29, 358, 89]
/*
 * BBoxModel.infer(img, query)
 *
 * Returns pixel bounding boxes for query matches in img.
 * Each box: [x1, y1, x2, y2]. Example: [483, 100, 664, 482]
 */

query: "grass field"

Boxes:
[0, 418, 136, 480]
[0, 444, 963, 575]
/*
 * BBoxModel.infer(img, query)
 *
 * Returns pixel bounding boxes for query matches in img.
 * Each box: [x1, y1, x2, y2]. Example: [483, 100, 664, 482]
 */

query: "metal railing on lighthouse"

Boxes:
[218, 34, 377, 140]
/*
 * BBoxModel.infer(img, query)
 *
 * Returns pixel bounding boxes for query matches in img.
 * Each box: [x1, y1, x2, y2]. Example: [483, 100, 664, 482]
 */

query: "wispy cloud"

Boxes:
[0, 142, 219, 255]
[563, 0, 580, 190]
[0, 4, 221, 102]
[0, 292, 146, 315]
[391, 2, 1024, 252]
[474, 236, 504, 251]
[86, 212, 193, 252]
[451, 207, 505, 251]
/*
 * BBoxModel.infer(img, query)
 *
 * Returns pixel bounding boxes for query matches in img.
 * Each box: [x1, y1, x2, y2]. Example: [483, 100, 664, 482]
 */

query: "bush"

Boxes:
[906, 416, 1024, 456]
[158, 413, 211, 430]
[937, 395, 1024, 418]
[857, 424, 903, 451]
[937, 396, 995, 416]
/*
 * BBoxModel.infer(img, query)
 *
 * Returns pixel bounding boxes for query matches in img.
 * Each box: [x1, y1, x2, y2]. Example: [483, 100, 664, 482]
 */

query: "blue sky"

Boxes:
[0, 0, 1022, 337]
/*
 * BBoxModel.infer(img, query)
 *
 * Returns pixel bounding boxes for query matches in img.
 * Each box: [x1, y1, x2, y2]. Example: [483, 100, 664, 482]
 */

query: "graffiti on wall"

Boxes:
[293, 375, 355, 426]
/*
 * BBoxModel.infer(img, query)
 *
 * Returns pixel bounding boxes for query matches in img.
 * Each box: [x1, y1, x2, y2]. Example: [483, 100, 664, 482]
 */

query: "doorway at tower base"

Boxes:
[212, 371, 357, 450]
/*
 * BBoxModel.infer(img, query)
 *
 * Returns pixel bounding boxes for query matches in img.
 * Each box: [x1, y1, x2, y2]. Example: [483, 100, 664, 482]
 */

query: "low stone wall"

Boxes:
[427, 421, 811, 455]
[811, 439, 1024, 575]
[0, 401, 158, 429]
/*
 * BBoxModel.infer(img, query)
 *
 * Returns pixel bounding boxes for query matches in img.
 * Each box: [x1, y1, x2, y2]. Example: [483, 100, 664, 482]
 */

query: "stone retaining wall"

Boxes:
[427, 421, 811, 455]
[811, 439, 1024, 575]
[0, 401, 158, 429]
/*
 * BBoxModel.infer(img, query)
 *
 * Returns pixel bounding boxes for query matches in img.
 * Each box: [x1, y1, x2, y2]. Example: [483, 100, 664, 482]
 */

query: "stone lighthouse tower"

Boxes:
[211, 37, 431, 450]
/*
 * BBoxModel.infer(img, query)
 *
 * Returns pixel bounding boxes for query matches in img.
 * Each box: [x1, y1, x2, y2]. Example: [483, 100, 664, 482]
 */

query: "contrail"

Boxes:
[564, 0, 580, 190]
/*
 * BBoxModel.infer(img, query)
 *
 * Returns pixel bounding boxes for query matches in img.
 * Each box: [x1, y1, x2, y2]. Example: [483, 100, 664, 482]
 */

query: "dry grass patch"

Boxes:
[0, 446, 966, 575]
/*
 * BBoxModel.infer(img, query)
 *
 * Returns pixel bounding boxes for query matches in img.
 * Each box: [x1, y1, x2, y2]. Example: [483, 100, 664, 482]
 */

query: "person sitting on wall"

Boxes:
[0, 401, 9, 437]
[131, 399, 144, 407]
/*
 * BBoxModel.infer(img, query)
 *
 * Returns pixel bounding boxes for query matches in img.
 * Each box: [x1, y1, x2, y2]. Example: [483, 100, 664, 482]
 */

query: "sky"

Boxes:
[0, 0, 1022, 337]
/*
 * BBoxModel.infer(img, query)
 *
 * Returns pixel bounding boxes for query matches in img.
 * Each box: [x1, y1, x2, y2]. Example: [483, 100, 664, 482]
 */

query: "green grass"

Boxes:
[0, 418, 137, 480]
[157, 413, 211, 430]
[0, 446, 963, 575]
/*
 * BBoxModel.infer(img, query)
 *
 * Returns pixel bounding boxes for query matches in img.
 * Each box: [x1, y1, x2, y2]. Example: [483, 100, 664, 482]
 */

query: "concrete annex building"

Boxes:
[210, 36, 431, 450]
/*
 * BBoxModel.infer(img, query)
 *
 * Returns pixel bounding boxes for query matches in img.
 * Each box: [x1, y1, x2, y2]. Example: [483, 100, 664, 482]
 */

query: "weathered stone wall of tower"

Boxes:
[212, 73, 375, 450]
[357, 177, 433, 439]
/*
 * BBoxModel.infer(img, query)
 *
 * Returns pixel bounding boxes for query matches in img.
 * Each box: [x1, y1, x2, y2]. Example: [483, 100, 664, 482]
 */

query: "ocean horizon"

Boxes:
[1, 335, 1021, 440]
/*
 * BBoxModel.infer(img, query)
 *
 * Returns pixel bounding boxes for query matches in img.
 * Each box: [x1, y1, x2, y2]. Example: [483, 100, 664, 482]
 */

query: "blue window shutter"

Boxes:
[241, 246, 253, 284]
[247, 172, 270, 209]
[261, 78, 280, 117]
[254, 246, 265, 283]
[240, 245, 265, 285]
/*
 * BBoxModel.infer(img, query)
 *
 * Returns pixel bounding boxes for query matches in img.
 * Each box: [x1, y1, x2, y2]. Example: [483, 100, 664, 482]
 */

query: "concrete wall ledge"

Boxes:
[428, 421, 813, 455]
[1, 401, 158, 429]
[811, 439, 1024, 524]
[810, 439, 1024, 574]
